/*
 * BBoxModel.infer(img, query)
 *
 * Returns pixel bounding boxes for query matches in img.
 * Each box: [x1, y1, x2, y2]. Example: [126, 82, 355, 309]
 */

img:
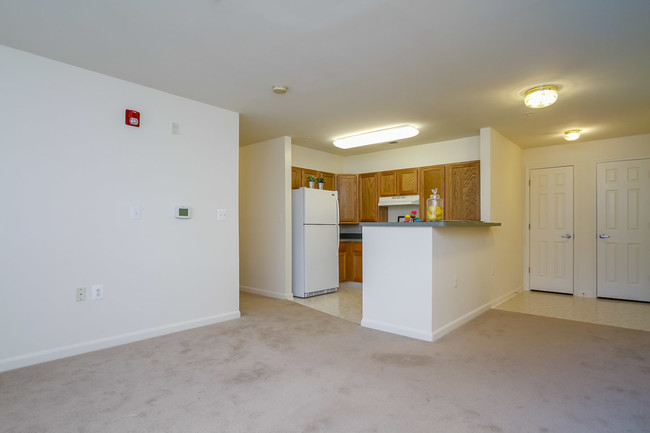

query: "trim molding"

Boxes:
[0, 310, 241, 373]
[362, 289, 519, 343]
[240, 285, 291, 300]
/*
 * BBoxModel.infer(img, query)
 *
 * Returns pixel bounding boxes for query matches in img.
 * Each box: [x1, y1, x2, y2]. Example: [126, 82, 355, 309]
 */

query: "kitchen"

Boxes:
[239, 131, 521, 339]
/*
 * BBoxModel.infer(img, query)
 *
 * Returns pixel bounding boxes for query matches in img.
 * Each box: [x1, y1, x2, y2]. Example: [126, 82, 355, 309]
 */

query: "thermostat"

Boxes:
[175, 206, 192, 219]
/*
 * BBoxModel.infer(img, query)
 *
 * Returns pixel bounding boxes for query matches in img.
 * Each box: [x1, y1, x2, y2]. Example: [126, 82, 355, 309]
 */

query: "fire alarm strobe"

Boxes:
[125, 109, 140, 127]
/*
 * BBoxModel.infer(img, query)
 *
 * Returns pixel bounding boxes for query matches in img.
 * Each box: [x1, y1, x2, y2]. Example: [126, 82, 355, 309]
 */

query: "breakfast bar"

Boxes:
[360, 221, 503, 341]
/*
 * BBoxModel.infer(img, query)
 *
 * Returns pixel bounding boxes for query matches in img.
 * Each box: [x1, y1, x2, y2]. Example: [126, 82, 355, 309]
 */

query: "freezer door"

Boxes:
[304, 224, 339, 292]
[303, 188, 339, 225]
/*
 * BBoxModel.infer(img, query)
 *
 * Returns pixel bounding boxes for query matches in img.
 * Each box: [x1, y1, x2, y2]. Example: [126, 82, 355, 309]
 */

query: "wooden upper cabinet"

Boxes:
[320, 171, 335, 191]
[419, 165, 445, 221]
[378, 171, 397, 197]
[291, 166, 302, 189]
[379, 168, 418, 196]
[336, 174, 359, 224]
[291, 166, 335, 190]
[301, 168, 319, 187]
[445, 160, 481, 221]
[359, 172, 381, 222]
[396, 168, 418, 195]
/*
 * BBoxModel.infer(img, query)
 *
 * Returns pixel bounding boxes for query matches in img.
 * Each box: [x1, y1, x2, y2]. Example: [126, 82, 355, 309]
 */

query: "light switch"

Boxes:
[130, 206, 141, 219]
[217, 209, 227, 220]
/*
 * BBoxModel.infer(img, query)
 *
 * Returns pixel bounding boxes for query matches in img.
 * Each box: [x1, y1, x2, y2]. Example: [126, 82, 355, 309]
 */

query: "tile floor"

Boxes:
[292, 285, 650, 332]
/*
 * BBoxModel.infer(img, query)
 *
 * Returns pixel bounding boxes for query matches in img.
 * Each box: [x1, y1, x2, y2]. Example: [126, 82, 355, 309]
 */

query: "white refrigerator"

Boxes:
[292, 187, 339, 298]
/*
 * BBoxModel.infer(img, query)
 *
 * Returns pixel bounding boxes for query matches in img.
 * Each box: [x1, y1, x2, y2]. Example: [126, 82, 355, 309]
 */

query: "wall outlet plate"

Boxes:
[76, 287, 86, 302]
[91, 284, 104, 300]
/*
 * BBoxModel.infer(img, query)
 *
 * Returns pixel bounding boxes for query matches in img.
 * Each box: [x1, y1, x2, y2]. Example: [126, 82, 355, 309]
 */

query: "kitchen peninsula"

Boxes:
[361, 221, 505, 341]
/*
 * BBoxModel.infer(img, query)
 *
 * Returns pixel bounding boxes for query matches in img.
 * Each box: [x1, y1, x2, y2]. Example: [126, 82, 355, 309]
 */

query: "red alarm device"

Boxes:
[125, 109, 140, 127]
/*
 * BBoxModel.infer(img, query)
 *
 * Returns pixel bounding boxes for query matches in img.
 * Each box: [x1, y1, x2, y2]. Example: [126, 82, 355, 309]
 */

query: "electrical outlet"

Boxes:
[76, 287, 86, 302]
[91, 284, 104, 300]
[217, 209, 227, 220]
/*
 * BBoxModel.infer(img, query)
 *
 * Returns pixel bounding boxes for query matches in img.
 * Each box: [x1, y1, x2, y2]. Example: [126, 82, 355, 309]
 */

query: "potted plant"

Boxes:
[306, 175, 318, 188]
[316, 176, 326, 189]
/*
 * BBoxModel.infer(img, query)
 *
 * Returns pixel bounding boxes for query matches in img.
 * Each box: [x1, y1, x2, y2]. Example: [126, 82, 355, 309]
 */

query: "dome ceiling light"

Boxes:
[272, 84, 288, 94]
[524, 85, 559, 109]
[333, 125, 419, 149]
[564, 129, 581, 141]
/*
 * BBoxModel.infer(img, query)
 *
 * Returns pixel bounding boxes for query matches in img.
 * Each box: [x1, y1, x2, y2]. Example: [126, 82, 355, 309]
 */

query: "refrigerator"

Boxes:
[292, 187, 339, 298]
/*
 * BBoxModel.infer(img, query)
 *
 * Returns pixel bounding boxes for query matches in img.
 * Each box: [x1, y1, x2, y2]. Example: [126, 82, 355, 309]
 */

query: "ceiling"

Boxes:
[1, 0, 649, 155]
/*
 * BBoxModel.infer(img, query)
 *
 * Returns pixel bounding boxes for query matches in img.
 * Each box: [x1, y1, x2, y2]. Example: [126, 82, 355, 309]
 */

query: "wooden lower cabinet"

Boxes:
[339, 241, 362, 283]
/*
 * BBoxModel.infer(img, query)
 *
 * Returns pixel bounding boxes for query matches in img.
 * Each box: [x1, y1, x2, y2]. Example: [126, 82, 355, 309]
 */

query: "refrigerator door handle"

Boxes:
[336, 197, 340, 255]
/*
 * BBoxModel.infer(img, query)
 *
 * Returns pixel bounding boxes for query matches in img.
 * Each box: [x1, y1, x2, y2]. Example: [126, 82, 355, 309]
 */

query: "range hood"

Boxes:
[378, 195, 420, 206]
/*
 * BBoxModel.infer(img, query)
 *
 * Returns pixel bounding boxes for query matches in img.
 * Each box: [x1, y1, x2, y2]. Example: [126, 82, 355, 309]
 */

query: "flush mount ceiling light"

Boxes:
[524, 85, 559, 108]
[333, 125, 419, 149]
[564, 129, 581, 141]
[272, 84, 288, 94]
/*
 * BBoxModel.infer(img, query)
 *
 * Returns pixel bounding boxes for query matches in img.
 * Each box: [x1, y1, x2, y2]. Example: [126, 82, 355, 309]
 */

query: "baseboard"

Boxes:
[0, 310, 241, 373]
[240, 285, 292, 300]
[362, 288, 519, 343]
[361, 318, 434, 342]
[431, 288, 520, 341]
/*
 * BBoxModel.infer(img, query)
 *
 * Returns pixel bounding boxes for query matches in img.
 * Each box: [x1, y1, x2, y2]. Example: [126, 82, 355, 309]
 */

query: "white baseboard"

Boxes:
[431, 288, 520, 341]
[0, 310, 241, 373]
[362, 289, 519, 343]
[240, 285, 292, 300]
[361, 318, 434, 342]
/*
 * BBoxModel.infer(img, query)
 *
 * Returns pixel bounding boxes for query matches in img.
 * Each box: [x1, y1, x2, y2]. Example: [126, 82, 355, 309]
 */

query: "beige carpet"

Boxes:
[2, 292, 649, 433]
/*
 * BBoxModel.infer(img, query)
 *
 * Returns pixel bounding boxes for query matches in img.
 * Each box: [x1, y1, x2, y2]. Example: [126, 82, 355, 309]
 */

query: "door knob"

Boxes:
[560, 234, 573, 239]
[598, 234, 610, 239]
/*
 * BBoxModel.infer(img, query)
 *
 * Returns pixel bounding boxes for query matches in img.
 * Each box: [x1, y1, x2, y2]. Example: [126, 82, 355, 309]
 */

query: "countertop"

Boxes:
[360, 221, 501, 227]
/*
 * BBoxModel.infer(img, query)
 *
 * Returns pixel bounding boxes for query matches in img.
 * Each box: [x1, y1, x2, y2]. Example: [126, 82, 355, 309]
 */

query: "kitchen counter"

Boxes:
[361, 222, 512, 342]
[360, 221, 500, 227]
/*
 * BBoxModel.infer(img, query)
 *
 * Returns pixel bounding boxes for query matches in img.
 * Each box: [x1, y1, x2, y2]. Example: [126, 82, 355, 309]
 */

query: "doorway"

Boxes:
[529, 166, 575, 294]
[596, 159, 650, 302]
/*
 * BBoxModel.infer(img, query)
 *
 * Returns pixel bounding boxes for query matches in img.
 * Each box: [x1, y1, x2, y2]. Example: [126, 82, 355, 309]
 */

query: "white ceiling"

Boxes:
[1, 0, 649, 155]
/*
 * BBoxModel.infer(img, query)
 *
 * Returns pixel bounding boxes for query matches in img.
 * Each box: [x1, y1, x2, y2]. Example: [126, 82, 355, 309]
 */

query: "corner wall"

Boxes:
[240, 137, 292, 299]
[0, 46, 240, 372]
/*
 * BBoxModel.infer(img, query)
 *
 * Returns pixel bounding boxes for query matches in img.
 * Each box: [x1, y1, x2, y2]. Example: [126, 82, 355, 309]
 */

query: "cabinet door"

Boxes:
[359, 173, 380, 222]
[320, 171, 336, 191]
[301, 168, 319, 188]
[419, 165, 445, 221]
[445, 161, 480, 220]
[336, 174, 359, 224]
[397, 168, 418, 195]
[291, 166, 302, 190]
[378, 171, 397, 197]
[338, 243, 348, 282]
[349, 242, 363, 283]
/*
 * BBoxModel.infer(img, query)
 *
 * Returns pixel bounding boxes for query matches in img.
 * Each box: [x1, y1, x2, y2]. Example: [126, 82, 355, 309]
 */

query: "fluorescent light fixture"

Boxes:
[333, 125, 419, 149]
[524, 85, 559, 108]
[564, 129, 581, 141]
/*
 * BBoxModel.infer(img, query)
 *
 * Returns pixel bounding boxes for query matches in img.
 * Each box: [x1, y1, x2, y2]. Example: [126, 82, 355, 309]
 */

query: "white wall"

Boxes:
[291, 144, 345, 173]
[240, 137, 292, 299]
[482, 128, 525, 297]
[523, 133, 650, 297]
[342, 136, 480, 173]
[0, 46, 240, 372]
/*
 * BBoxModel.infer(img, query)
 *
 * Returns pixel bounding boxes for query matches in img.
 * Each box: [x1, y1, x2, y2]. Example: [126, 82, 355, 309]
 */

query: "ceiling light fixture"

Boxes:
[333, 125, 419, 149]
[272, 84, 288, 94]
[564, 129, 581, 141]
[524, 85, 559, 108]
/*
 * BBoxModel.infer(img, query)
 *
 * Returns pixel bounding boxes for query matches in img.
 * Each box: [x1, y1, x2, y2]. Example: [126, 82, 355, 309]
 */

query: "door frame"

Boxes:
[524, 164, 576, 293]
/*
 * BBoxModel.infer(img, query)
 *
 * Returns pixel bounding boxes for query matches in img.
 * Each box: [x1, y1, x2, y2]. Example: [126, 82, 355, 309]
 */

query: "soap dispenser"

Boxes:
[426, 188, 444, 221]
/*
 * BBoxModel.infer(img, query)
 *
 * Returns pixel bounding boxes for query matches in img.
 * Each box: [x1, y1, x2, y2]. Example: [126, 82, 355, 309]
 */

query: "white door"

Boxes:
[597, 159, 650, 302]
[529, 166, 574, 294]
[303, 188, 339, 224]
